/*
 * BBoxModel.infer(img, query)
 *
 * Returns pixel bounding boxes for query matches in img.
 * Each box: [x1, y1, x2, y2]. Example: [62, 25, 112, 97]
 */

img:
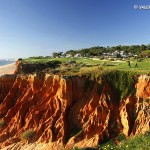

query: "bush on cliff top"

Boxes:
[104, 70, 135, 100]
[78, 69, 136, 100]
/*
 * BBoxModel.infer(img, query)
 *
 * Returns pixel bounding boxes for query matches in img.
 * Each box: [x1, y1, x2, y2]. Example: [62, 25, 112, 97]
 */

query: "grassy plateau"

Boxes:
[22, 57, 150, 74]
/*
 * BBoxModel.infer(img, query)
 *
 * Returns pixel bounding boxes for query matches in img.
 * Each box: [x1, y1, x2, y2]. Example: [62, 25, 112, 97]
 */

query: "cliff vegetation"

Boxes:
[0, 59, 149, 149]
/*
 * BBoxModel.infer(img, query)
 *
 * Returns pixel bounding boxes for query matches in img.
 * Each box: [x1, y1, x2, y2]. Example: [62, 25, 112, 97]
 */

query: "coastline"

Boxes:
[0, 63, 16, 76]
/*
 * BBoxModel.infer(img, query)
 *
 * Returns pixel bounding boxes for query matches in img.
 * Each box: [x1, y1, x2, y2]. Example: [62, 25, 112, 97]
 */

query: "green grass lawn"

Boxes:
[102, 60, 150, 74]
[22, 57, 150, 74]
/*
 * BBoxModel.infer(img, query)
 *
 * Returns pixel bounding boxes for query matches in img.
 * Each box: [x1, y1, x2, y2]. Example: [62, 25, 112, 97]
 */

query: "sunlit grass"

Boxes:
[22, 57, 150, 74]
[98, 131, 150, 150]
[72, 131, 150, 150]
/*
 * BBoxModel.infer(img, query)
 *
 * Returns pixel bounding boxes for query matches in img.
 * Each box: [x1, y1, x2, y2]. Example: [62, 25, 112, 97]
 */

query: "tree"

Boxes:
[52, 52, 58, 58]
[116, 45, 121, 52]
[147, 44, 150, 50]
[127, 45, 139, 54]
[52, 52, 63, 58]
[116, 53, 122, 58]
[57, 52, 63, 57]
[139, 50, 150, 58]
[65, 50, 77, 57]
[140, 44, 146, 51]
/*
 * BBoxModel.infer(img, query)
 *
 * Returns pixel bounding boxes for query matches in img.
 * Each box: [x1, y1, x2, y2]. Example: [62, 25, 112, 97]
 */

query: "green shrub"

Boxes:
[98, 131, 150, 150]
[21, 129, 35, 140]
[116, 131, 150, 150]
[46, 60, 62, 68]
[79, 66, 103, 75]
[116, 133, 126, 142]
[0, 119, 6, 129]
[104, 70, 135, 100]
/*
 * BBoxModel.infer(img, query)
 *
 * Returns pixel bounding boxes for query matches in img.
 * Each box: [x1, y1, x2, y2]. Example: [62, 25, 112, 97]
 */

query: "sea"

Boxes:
[0, 59, 15, 66]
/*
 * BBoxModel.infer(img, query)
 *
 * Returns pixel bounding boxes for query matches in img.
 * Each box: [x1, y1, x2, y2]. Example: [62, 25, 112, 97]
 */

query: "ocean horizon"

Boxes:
[0, 59, 15, 66]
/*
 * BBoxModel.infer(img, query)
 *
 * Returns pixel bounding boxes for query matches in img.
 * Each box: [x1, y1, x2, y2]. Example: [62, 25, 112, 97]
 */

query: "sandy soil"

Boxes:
[0, 63, 16, 76]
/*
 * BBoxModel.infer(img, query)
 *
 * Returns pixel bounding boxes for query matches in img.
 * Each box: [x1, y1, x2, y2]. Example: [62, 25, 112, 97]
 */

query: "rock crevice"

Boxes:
[0, 74, 149, 149]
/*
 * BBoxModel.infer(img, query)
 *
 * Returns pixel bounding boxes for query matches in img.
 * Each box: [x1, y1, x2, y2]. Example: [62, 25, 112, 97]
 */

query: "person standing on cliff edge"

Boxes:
[135, 62, 138, 68]
[128, 61, 131, 67]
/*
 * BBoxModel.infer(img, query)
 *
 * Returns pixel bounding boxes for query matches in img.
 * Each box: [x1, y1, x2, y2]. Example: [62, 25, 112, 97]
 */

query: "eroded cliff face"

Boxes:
[0, 73, 149, 149]
[0, 75, 16, 104]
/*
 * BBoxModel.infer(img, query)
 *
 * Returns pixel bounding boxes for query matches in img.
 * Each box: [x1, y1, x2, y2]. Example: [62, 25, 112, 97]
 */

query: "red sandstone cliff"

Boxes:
[0, 73, 149, 149]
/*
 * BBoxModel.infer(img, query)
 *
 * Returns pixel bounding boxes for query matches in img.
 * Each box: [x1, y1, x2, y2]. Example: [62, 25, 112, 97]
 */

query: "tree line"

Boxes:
[52, 44, 150, 58]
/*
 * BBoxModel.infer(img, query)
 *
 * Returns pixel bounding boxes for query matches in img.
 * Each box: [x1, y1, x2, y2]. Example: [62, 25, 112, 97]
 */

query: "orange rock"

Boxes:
[0, 74, 149, 149]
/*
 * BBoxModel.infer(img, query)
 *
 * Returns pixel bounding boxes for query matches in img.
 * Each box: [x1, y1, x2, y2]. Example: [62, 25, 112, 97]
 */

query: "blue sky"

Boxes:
[0, 0, 150, 58]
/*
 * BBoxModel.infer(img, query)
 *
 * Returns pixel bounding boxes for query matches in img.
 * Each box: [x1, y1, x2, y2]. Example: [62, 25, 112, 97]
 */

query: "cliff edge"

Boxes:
[0, 71, 149, 149]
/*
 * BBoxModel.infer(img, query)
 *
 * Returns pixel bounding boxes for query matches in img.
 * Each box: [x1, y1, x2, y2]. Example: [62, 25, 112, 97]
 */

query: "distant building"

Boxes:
[66, 54, 72, 58]
[74, 53, 81, 57]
